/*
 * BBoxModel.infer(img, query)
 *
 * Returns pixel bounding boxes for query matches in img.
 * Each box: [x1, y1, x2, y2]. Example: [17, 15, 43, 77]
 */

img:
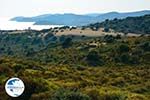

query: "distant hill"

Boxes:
[85, 14, 150, 34]
[11, 10, 150, 26]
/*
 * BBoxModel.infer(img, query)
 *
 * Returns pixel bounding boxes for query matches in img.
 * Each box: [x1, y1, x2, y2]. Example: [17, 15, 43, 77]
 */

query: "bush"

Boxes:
[129, 55, 140, 64]
[17, 77, 49, 100]
[103, 35, 115, 43]
[99, 91, 127, 100]
[142, 52, 150, 64]
[30, 91, 53, 100]
[0, 65, 14, 77]
[87, 89, 101, 100]
[86, 50, 104, 66]
[12, 63, 25, 73]
[52, 88, 90, 100]
[116, 34, 122, 39]
[118, 44, 130, 53]
[120, 53, 130, 64]
[62, 38, 72, 48]
[139, 41, 150, 51]
[128, 94, 147, 100]
[104, 27, 109, 32]
[59, 35, 66, 42]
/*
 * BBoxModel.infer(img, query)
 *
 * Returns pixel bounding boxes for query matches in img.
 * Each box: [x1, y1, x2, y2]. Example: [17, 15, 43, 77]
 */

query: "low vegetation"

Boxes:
[0, 15, 150, 100]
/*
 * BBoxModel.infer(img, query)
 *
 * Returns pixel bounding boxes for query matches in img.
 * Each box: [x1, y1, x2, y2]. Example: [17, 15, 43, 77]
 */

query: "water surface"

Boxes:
[0, 17, 62, 30]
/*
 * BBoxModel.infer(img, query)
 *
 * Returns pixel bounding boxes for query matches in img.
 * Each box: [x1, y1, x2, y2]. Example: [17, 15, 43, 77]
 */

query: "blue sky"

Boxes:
[0, 0, 150, 17]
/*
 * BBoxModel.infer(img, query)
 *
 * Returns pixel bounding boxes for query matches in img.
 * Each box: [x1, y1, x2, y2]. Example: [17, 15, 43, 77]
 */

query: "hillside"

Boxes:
[11, 10, 150, 26]
[0, 15, 150, 100]
[0, 31, 150, 99]
[84, 14, 150, 34]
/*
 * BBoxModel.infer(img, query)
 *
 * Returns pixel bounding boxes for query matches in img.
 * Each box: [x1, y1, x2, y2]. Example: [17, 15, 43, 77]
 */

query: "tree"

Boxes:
[104, 35, 115, 43]
[118, 44, 130, 53]
[104, 27, 109, 32]
[116, 34, 122, 39]
[120, 53, 130, 64]
[59, 35, 66, 42]
[86, 50, 104, 66]
[62, 37, 72, 48]
[139, 41, 150, 51]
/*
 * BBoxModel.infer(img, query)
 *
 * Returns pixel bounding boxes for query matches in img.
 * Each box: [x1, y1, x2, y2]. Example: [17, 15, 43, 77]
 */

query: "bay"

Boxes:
[0, 17, 62, 30]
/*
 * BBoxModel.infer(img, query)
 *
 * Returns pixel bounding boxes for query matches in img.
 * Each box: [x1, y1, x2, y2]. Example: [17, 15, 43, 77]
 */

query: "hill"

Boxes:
[0, 31, 150, 99]
[0, 14, 150, 100]
[84, 14, 150, 34]
[11, 10, 150, 26]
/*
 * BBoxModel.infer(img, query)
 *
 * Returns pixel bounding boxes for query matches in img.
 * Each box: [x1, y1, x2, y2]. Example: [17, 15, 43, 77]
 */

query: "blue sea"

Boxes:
[0, 17, 62, 30]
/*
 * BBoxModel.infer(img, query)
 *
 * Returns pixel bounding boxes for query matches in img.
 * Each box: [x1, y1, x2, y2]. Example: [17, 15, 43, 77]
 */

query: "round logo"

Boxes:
[5, 78, 25, 97]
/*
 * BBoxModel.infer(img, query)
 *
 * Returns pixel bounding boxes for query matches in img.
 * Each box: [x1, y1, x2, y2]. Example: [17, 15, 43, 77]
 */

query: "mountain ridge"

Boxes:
[11, 10, 150, 26]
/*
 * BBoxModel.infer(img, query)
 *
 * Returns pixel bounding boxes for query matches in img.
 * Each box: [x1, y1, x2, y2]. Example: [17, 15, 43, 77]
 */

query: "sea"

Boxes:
[0, 17, 62, 30]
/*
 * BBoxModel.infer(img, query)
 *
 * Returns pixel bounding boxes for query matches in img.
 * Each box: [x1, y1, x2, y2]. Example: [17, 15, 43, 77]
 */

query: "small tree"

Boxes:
[118, 44, 130, 53]
[86, 50, 104, 66]
[139, 41, 150, 51]
[62, 37, 72, 48]
[120, 53, 130, 64]
[104, 27, 109, 32]
[104, 35, 115, 43]
[116, 34, 122, 39]
[59, 35, 66, 42]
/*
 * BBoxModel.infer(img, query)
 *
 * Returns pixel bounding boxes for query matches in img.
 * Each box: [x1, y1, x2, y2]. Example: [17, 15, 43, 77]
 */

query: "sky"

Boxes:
[0, 0, 150, 18]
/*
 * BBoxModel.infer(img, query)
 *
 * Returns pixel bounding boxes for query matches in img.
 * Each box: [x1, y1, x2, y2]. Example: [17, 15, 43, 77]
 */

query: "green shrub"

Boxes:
[142, 52, 150, 64]
[30, 91, 53, 100]
[12, 63, 25, 73]
[100, 91, 127, 100]
[131, 85, 150, 94]
[86, 50, 104, 66]
[128, 94, 148, 100]
[87, 89, 101, 100]
[118, 44, 130, 53]
[103, 35, 115, 43]
[62, 38, 72, 48]
[52, 88, 90, 100]
[17, 77, 49, 100]
[0, 64, 14, 77]
[139, 41, 150, 51]
[119, 53, 130, 64]
[104, 27, 110, 32]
